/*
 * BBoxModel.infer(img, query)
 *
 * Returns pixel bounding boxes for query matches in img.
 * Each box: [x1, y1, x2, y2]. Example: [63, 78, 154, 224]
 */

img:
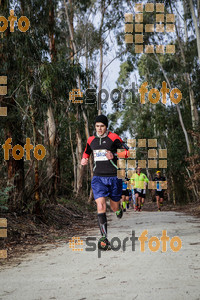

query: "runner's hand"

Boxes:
[81, 158, 88, 165]
[106, 150, 114, 160]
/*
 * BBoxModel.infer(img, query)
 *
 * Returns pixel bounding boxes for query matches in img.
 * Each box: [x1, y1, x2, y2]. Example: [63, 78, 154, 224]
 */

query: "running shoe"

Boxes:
[98, 236, 111, 250]
[158, 208, 161, 212]
[116, 208, 123, 219]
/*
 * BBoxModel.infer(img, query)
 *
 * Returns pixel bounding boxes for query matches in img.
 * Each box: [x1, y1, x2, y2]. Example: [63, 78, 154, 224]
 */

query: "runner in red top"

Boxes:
[81, 114, 129, 250]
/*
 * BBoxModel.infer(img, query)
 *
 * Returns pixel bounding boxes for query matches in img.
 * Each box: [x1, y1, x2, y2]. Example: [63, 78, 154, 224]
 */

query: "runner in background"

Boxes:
[130, 167, 149, 211]
[153, 170, 166, 211]
[121, 178, 131, 212]
[121, 179, 129, 212]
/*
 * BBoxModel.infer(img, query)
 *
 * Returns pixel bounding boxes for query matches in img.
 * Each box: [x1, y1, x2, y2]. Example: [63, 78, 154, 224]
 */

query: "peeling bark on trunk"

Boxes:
[47, 106, 56, 146]
[46, 106, 57, 202]
[47, 0, 59, 202]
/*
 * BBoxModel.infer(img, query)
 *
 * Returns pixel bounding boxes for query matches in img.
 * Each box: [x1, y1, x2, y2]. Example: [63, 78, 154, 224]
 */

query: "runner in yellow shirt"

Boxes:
[130, 167, 149, 211]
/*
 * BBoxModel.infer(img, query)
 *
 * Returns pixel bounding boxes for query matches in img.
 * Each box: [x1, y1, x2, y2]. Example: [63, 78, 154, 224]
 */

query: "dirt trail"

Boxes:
[0, 210, 200, 300]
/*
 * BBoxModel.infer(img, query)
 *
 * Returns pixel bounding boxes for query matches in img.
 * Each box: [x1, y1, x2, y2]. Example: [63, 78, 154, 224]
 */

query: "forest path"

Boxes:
[0, 210, 200, 300]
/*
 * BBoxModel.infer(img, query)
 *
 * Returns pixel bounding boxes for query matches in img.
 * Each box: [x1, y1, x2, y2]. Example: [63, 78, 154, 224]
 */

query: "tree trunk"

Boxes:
[76, 109, 84, 196]
[47, 106, 56, 146]
[187, 74, 199, 130]
[64, 0, 84, 196]
[47, 0, 59, 202]
[64, 0, 76, 61]
[189, 0, 200, 63]
[171, 176, 176, 205]
[154, 53, 191, 154]
[183, 0, 188, 43]
[82, 110, 94, 202]
[30, 105, 41, 214]
[68, 116, 77, 193]
[170, 1, 199, 130]
[185, 166, 199, 200]
[6, 131, 25, 212]
[98, 0, 106, 115]
[49, 0, 57, 61]
[46, 106, 57, 202]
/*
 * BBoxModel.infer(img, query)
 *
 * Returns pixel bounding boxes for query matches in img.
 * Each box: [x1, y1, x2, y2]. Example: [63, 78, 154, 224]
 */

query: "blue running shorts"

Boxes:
[91, 176, 122, 202]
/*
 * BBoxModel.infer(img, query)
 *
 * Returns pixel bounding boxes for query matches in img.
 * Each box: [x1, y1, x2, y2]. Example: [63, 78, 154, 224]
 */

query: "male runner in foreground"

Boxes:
[153, 170, 166, 211]
[130, 167, 149, 211]
[81, 114, 129, 250]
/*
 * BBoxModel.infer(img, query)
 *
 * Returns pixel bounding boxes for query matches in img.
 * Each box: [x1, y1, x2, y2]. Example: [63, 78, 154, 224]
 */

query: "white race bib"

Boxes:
[93, 149, 108, 162]
[137, 188, 142, 192]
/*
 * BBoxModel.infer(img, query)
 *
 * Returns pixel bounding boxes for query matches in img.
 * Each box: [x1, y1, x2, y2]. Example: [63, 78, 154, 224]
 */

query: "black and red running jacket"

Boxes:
[82, 131, 126, 177]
